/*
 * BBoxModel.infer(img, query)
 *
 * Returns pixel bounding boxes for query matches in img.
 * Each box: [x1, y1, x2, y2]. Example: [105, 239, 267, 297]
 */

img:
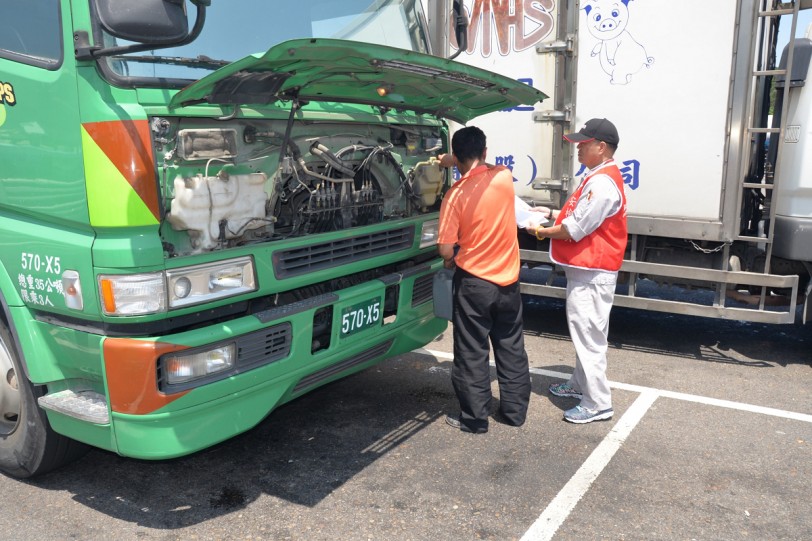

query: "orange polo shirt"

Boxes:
[438, 164, 520, 286]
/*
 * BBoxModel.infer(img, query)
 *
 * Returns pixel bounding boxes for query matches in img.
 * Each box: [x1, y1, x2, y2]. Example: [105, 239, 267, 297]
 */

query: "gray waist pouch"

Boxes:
[432, 268, 454, 320]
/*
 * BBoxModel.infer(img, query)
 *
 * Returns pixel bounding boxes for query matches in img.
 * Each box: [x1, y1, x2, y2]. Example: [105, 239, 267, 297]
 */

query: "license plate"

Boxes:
[340, 297, 382, 337]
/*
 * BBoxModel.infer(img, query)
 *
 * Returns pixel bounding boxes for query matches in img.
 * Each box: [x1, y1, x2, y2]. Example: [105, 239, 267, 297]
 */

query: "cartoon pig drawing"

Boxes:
[583, 0, 654, 85]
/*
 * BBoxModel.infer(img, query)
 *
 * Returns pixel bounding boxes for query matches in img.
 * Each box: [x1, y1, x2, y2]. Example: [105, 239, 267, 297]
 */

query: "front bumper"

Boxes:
[43, 263, 447, 459]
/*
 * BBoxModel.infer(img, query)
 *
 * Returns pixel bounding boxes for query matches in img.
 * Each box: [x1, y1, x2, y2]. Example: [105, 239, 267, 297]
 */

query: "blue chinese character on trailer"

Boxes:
[575, 159, 640, 190]
[495, 154, 516, 171]
[496, 154, 535, 185]
[619, 159, 640, 190]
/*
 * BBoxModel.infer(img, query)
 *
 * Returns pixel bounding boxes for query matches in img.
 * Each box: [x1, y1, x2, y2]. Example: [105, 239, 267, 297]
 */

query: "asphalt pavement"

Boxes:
[1, 293, 810, 541]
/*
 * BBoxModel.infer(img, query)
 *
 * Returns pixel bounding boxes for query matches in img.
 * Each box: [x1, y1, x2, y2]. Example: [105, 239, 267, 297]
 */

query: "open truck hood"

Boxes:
[170, 38, 546, 124]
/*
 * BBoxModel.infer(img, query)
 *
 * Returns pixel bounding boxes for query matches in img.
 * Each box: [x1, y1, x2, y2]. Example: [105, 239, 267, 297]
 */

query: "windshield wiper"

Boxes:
[109, 54, 230, 70]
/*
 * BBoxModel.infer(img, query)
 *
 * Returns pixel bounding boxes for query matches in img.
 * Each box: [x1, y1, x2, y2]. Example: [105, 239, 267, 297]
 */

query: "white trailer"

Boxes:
[425, 0, 812, 324]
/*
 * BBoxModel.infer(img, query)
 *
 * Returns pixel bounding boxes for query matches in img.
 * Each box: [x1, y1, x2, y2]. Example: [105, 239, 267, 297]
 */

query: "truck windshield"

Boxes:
[100, 0, 430, 82]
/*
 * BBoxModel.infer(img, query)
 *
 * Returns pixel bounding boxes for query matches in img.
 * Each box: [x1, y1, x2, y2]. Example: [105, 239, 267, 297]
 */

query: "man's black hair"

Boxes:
[451, 126, 486, 163]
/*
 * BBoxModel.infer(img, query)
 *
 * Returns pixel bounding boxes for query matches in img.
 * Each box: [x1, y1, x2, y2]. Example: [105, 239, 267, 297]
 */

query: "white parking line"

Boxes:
[414, 348, 812, 540]
[416, 348, 812, 423]
[611, 381, 812, 423]
[521, 390, 659, 541]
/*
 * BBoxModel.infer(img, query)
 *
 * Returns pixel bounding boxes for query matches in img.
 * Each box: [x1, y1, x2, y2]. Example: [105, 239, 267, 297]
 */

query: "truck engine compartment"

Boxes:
[152, 116, 446, 257]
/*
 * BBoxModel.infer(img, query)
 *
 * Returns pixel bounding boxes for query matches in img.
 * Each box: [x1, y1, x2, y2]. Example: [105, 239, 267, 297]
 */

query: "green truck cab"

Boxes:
[0, 0, 544, 477]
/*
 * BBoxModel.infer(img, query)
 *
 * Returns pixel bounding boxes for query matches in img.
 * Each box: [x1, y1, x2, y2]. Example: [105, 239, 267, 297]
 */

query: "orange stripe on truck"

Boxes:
[83, 119, 161, 222]
[104, 338, 189, 414]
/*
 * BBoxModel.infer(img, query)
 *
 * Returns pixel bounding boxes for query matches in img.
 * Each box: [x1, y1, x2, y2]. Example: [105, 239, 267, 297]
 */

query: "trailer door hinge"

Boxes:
[532, 176, 570, 192]
[533, 107, 571, 123]
[536, 36, 574, 55]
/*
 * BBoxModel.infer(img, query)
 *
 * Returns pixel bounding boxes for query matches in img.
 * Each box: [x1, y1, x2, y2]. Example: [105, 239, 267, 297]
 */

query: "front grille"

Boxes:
[412, 273, 434, 307]
[237, 323, 292, 370]
[292, 339, 393, 394]
[273, 227, 414, 278]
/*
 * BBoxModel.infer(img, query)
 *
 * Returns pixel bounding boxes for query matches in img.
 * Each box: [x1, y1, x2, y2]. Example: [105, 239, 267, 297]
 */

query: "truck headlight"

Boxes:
[99, 273, 167, 316]
[420, 219, 439, 248]
[162, 343, 236, 387]
[98, 257, 256, 316]
[166, 257, 256, 308]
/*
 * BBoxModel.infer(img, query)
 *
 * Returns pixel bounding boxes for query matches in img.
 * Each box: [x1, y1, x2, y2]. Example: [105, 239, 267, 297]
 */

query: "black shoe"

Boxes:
[493, 410, 525, 427]
[445, 414, 488, 434]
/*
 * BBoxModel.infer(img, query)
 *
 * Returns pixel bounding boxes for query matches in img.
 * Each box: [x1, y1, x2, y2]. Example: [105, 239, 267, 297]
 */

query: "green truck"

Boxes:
[0, 0, 543, 477]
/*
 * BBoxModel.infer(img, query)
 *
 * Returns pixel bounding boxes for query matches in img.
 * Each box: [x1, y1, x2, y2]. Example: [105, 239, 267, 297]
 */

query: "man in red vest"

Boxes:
[437, 126, 531, 433]
[529, 118, 628, 423]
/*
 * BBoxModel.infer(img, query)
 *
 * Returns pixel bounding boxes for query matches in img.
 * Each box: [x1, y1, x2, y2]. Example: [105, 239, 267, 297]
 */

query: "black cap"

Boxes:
[564, 118, 619, 145]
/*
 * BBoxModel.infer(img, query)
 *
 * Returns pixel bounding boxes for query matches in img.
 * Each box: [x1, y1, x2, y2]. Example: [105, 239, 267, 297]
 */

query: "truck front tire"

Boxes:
[0, 321, 87, 478]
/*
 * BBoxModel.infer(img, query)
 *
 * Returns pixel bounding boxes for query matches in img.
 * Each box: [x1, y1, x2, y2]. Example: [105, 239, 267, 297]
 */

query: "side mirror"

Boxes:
[79, 0, 208, 59]
[449, 0, 469, 60]
[95, 0, 189, 44]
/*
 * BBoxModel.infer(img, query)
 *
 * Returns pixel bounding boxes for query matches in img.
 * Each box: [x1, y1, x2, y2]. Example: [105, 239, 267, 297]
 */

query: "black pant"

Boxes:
[451, 269, 530, 431]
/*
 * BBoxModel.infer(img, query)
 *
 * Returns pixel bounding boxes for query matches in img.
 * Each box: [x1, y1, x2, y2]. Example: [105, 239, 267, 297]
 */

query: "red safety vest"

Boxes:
[550, 161, 628, 272]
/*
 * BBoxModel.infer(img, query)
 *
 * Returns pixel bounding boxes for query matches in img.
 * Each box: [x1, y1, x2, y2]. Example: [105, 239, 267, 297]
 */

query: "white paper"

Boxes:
[515, 197, 550, 229]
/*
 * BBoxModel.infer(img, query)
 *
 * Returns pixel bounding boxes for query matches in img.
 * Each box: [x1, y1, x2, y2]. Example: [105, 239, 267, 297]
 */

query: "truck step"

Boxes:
[752, 69, 787, 77]
[38, 390, 109, 424]
[758, 8, 794, 17]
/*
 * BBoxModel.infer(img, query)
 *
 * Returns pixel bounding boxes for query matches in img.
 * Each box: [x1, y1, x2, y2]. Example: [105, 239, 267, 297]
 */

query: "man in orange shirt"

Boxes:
[437, 126, 530, 433]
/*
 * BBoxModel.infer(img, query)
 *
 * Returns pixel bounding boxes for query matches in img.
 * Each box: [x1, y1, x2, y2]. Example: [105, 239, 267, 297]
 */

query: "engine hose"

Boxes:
[297, 157, 354, 183]
[310, 142, 356, 177]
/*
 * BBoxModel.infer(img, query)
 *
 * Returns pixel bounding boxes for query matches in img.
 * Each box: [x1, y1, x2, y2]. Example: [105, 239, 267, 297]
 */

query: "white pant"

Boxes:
[565, 275, 615, 411]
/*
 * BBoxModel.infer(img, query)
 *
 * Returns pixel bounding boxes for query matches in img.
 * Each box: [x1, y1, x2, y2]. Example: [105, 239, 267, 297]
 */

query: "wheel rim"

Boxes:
[0, 339, 20, 434]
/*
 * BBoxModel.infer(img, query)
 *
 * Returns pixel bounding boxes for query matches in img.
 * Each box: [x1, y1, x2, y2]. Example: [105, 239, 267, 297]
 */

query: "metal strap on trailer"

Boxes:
[520, 248, 799, 324]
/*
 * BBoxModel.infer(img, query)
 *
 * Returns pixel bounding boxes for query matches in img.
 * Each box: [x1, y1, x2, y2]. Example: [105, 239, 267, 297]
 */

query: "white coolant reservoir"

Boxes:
[411, 157, 443, 210]
[168, 172, 269, 252]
